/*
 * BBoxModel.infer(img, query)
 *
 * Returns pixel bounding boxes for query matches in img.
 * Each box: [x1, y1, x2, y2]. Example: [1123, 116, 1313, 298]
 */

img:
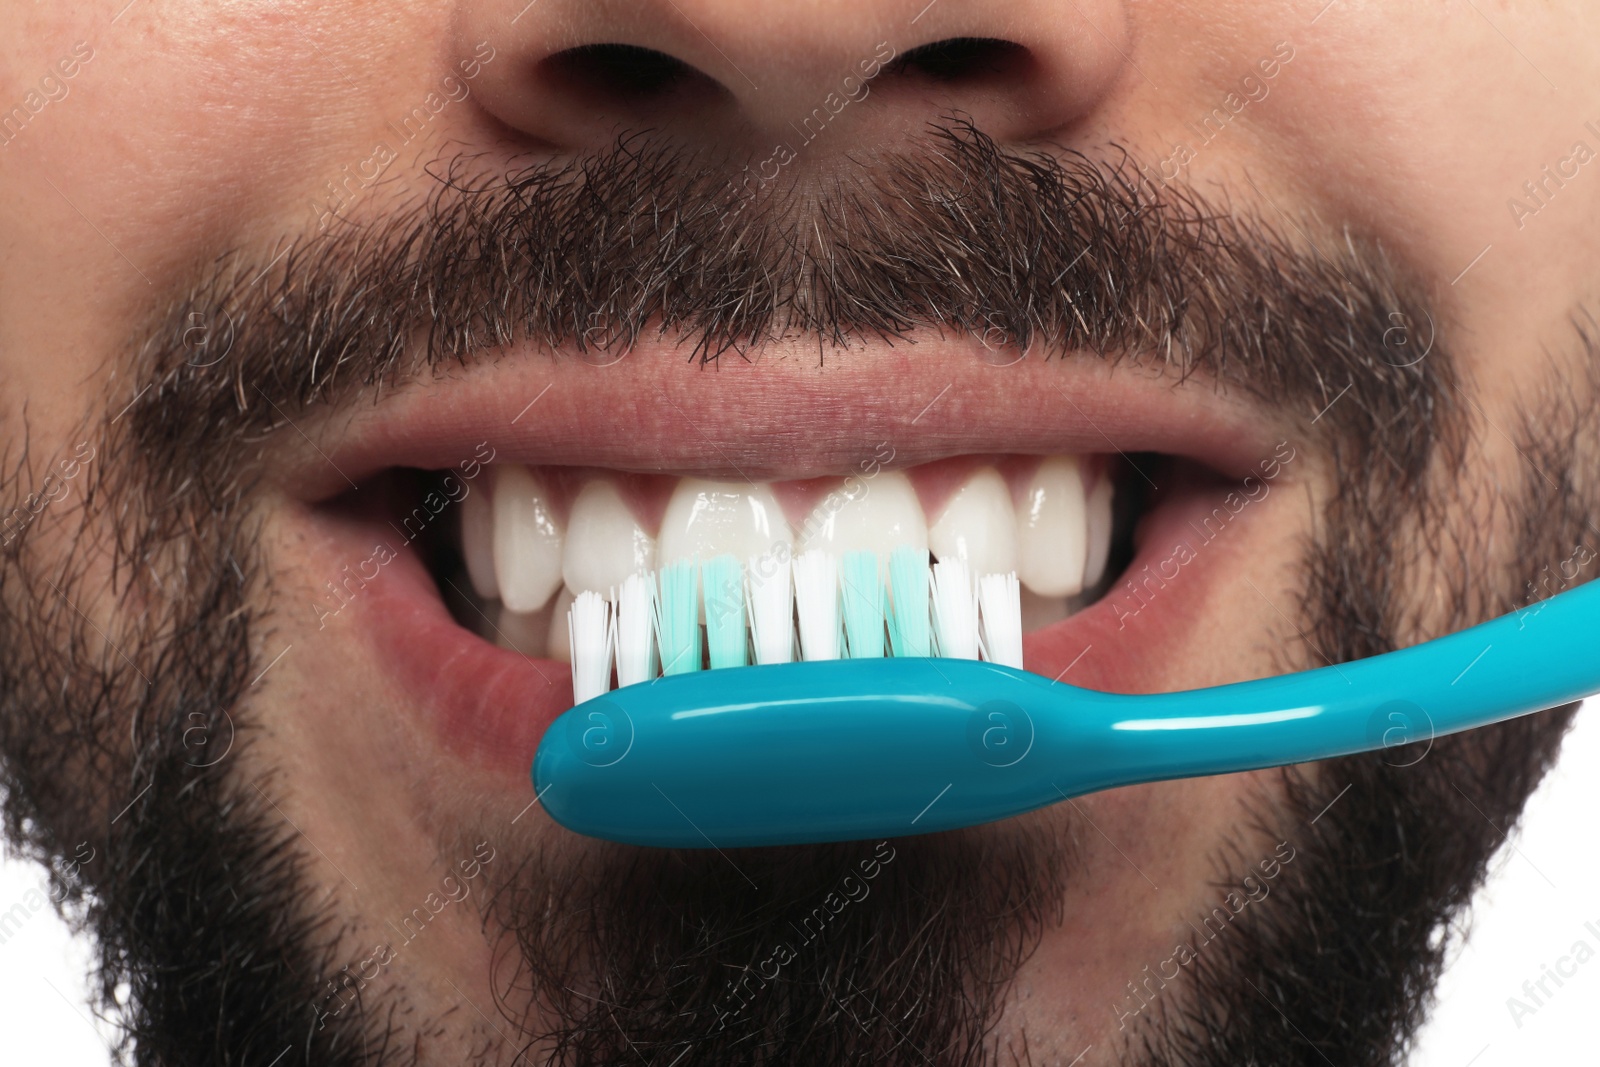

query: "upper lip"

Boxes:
[274, 333, 1281, 498]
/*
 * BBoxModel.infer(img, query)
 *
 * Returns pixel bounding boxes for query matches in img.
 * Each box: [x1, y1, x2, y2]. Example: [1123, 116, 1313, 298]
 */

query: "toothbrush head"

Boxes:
[546, 547, 1038, 846]
[532, 656, 1080, 848]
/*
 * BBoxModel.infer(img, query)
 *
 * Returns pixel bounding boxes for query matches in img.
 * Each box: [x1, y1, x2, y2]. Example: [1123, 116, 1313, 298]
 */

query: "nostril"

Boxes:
[890, 37, 1030, 83]
[538, 43, 726, 109]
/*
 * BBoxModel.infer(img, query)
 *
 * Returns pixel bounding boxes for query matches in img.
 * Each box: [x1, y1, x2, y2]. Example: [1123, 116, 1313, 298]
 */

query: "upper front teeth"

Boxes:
[928, 466, 1018, 577]
[658, 478, 791, 566]
[490, 465, 564, 613]
[464, 457, 1114, 637]
[796, 470, 928, 561]
[562, 480, 656, 596]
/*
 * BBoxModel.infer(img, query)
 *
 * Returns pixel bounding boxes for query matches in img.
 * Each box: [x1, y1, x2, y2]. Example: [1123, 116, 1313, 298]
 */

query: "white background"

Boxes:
[1, 705, 1595, 1064]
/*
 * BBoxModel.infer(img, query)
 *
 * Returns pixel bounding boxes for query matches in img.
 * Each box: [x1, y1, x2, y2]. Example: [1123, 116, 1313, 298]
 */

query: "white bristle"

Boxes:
[747, 552, 795, 665]
[564, 547, 1032, 699]
[614, 572, 658, 687]
[931, 558, 980, 659]
[978, 572, 1024, 669]
[793, 550, 841, 661]
[567, 589, 614, 704]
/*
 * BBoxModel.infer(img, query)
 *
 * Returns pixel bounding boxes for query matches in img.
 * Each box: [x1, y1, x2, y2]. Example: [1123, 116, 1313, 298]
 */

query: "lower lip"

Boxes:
[356, 484, 1230, 782]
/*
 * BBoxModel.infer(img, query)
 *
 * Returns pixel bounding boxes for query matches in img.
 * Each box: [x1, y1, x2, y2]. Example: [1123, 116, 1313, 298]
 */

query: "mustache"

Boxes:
[125, 119, 1451, 496]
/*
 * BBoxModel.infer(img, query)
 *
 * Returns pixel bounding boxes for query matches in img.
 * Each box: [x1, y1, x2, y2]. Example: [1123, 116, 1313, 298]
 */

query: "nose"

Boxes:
[458, 0, 1132, 154]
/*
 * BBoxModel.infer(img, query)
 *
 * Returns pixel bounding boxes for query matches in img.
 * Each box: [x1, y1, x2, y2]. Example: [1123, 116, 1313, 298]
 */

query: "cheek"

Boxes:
[16, 4, 445, 273]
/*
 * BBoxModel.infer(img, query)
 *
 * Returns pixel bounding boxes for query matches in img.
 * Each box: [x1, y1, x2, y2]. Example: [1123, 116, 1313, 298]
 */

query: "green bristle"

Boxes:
[840, 550, 887, 659]
[658, 559, 702, 675]
[702, 554, 749, 669]
[887, 544, 931, 657]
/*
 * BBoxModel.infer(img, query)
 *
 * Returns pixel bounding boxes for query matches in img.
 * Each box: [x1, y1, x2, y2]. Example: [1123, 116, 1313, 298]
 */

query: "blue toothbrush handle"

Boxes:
[533, 580, 1600, 848]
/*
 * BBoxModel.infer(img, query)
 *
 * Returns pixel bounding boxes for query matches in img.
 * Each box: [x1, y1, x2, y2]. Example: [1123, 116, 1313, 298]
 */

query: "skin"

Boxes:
[1, 1, 1596, 1063]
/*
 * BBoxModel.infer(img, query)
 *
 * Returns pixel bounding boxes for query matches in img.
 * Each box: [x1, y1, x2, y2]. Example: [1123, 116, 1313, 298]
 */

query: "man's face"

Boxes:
[1, 2, 1596, 1064]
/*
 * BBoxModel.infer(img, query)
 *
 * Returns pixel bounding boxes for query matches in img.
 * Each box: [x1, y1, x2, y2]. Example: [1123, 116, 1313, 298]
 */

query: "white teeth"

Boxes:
[472, 459, 1112, 663]
[658, 478, 792, 565]
[1084, 474, 1114, 588]
[928, 467, 1018, 576]
[492, 465, 565, 613]
[1016, 456, 1089, 598]
[797, 470, 927, 562]
[562, 480, 657, 595]
[460, 480, 498, 599]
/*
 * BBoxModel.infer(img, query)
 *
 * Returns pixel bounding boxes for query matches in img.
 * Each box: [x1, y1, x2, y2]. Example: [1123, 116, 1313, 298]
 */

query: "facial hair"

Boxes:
[0, 122, 1587, 1066]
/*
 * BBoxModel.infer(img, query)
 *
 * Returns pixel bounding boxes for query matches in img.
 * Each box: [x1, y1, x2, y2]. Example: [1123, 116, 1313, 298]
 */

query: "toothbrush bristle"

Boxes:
[702, 554, 750, 669]
[565, 548, 1026, 704]
[614, 572, 657, 687]
[839, 550, 887, 659]
[932, 558, 981, 659]
[747, 551, 795, 665]
[887, 544, 932, 657]
[658, 559, 702, 675]
[567, 589, 614, 704]
[978, 572, 1024, 669]
[793, 549, 842, 661]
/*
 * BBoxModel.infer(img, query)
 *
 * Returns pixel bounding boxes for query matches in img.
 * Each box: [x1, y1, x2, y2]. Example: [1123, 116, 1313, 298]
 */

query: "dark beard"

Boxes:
[475, 824, 1073, 1066]
[0, 122, 1589, 1066]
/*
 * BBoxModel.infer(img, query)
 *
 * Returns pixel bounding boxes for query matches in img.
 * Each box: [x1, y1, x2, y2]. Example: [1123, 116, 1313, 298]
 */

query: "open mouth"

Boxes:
[293, 347, 1272, 780]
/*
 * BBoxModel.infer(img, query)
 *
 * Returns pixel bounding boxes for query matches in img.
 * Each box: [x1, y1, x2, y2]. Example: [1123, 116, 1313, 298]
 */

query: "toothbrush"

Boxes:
[539, 551, 1600, 848]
